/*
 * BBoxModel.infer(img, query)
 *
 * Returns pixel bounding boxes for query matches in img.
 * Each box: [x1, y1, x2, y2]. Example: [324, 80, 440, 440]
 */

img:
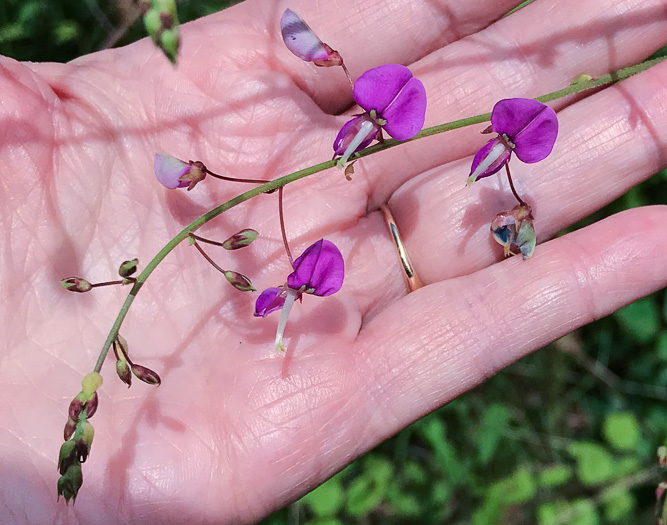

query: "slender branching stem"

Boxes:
[278, 187, 294, 266]
[190, 237, 228, 275]
[206, 169, 268, 185]
[505, 164, 526, 206]
[92, 56, 665, 374]
[189, 233, 225, 247]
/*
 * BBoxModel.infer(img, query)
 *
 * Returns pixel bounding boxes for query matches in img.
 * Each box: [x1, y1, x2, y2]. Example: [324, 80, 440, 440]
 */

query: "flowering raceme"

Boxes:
[334, 64, 427, 166]
[255, 239, 344, 352]
[467, 98, 558, 186]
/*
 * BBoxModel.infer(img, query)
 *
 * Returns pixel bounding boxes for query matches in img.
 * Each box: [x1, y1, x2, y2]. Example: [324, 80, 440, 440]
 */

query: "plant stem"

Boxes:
[278, 187, 294, 266]
[505, 164, 526, 206]
[92, 56, 665, 374]
[190, 238, 228, 276]
[188, 233, 225, 247]
[205, 169, 268, 185]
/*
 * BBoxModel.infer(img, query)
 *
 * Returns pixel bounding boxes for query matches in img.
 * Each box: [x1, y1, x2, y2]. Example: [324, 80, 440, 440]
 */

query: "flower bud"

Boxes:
[116, 358, 132, 387]
[57, 462, 83, 504]
[64, 418, 77, 441]
[60, 277, 92, 293]
[490, 204, 536, 259]
[75, 421, 94, 463]
[68, 396, 84, 422]
[659, 446, 667, 468]
[118, 258, 138, 277]
[224, 271, 256, 292]
[116, 334, 130, 360]
[81, 372, 103, 398]
[222, 229, 258, 250]
[143, 0, 180, 64]
[58, 440, 77, 475]
[131, 364, 162, 386]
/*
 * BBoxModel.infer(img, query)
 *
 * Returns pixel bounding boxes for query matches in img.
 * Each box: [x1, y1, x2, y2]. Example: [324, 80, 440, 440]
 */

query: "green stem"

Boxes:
[92, 55, 665, 373]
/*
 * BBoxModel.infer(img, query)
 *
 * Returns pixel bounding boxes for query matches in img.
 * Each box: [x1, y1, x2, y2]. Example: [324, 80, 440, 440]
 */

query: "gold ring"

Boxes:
[380, 204, 423, 293]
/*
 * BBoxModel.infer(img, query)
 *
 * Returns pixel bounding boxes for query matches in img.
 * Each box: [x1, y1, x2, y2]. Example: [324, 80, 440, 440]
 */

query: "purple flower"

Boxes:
[334, 64, 427, 167]
[467, 98, 558, 186]
[254, 239, 344, 352]
[154, 153, 206, 191]
[280, 9, 342, 67]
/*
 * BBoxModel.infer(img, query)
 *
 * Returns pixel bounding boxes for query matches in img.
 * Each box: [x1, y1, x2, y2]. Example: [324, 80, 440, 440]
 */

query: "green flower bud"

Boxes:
[224, 271, 256, 292]
[75, 421, 94, 463]
[118, 258, 138, 277]
[58, 440, 76, 475]
[57, 462, 83, 504]
[60, 277, 92, 293]
[131, 364, 162, 386]
[116, 358, 132, 388]
[143, 0, 181, 64]
[81, 372, 102, 398]
[222, 229, 258, 250]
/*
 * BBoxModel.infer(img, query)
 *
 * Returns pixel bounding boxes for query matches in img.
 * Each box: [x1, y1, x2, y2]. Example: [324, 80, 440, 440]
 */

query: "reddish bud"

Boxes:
[116, 359, 132, 387]
[68, 396, 84, 422]
[64, 418, 77, 441]
[658, 446, 667, 468]
[222, 229, 258, 250]
[224, 271, 256, 292]
[131, 364, 161, 386]
[60, 277, 92, 293]
[118, 258, 138, 277]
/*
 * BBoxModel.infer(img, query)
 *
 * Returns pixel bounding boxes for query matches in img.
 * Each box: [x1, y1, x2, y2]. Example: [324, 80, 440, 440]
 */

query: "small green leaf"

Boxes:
[489, 465, 536, 505]
[656, 333, 667, 361]
[568, 442, 614, 486]
[302, 477, 343, 516]
[602, 412, 640, 451]
[476, 403, 511, 466]
[602, 486, 635, 522]
[539, 464, 572, 488]
[345, 457, 392, 516]
[613, 296, 660, 343]
[538, 499, 599, 525]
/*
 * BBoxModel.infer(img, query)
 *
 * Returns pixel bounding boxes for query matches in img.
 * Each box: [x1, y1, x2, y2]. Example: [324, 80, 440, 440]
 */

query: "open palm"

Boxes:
[1, 0, 666, 522]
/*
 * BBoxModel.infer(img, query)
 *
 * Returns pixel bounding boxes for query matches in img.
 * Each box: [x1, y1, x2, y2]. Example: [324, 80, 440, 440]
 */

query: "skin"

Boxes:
[1, 0, 666, 522]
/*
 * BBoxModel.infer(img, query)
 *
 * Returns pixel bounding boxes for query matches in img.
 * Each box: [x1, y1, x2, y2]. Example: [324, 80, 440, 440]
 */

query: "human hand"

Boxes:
[1, 0, 666, 522]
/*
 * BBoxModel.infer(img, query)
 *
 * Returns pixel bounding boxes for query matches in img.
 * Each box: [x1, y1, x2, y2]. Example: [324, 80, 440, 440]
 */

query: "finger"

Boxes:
[352, 0, 667, 204]
[384, 58, 667, 285]
[270, 0, 522, 112]
[355, 205, 667, 435]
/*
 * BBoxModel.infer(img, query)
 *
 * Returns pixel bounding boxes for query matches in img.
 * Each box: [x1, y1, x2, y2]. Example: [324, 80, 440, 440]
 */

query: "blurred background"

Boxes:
[2, 1, 665, 523]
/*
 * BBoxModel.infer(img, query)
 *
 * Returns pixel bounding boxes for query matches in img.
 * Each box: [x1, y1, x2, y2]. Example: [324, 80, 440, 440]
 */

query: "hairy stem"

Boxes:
[92, 56, 665, 373]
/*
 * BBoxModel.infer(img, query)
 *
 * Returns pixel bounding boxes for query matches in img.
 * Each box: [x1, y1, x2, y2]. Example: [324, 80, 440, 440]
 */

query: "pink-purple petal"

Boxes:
[333, 115, 380, 156]
[512, 106, 558, 163]
[491, 98, 558, 163]
[469, 137, 512, 181]
[353, 64, 414, 114]
[154, 153, 190, 189]
[381, 76, 427, 140]
[254, 287, 286, 318]
[280, 9, 330, 62]
[287, 239, 344, 297]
